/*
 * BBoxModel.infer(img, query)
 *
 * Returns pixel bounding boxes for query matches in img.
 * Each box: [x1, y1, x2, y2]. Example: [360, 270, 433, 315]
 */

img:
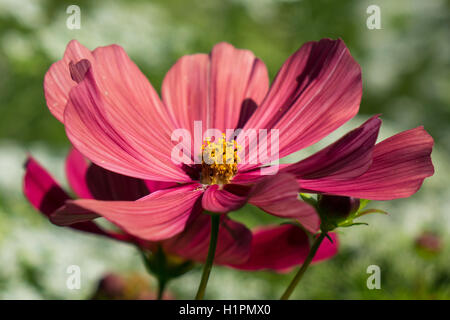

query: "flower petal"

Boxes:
[240, 38, 361, 170]
[51, 184, 204, 241]
[210, 43, 269, 132]
[44, 40, 94, 122]
[90, 44, 176, 146]
[65, 65, 190, 182]
[24, 157, 70, 216]
[299, 127, 435, 200]
[282, 116, 381, 179]
[67, 147, 172, 199]
[24, 156, 132, 240]
[162, 42, 269, 136]
[66, 148, 93, 199]
[201, 184, 249, 213]
[249, 174, 320, 233]
[144, 180, 179, 193]
[162, 53, 209, 135]
[85, 163, 149, 201]
[228, 225, 338, 272]
[162, 213, 252, 265]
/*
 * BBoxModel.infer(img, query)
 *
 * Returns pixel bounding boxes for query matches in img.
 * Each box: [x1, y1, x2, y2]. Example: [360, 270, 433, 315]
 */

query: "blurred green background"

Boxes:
[0, 0, 449, 299]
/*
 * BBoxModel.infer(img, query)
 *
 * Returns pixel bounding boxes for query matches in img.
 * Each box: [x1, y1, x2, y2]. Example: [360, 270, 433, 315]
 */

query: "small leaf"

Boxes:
[358, 199, 371, 211]
[355, 208, 388, 218]
[345, 222, 369, 227]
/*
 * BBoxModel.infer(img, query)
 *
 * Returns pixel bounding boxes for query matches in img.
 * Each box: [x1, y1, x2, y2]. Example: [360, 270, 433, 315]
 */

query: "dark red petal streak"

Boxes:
[64, 67, 189, 182]
[240, 38, 362, 170]
[162, 42, 269, 136]
[85, 163, 149, 201]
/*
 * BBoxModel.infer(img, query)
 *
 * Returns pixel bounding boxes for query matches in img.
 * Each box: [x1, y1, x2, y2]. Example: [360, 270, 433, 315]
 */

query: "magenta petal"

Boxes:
[145, 180, 178, 193]
[66, 148, 150, 200]
[240, 38, 361, 170]
[283, 116, 381, 180]
[210, 43, 269, 132]
[228, 224, 338, 272]
[65, 148, 93, 199]
[162, 53, 209, 137]
[90, 44, 178, 147]
[202, 185, 248, 213]
[51, 184, 204, 241]
[24, 156, 131, 240]
[249, 174, 320, 233]
[44, 40, 94, 122]
[64, 67, 190, 182]
[162, 213, 252, 265]
[24, 157, 71, 216]
[162, 42, 269, 135]
[300, 127, 435, 200]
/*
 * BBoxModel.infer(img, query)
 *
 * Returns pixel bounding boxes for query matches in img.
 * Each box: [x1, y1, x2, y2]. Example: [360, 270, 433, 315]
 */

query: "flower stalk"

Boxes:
[280, 232, 327, 300]
[195, 214, 220, 300]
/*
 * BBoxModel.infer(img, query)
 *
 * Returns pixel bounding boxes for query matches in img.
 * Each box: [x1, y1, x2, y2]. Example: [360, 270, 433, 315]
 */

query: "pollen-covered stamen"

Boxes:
[200, 133, 241, 185]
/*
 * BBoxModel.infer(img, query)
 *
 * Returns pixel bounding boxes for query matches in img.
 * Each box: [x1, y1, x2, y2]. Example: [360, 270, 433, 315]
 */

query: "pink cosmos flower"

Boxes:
[43, 38, 433, 242]
[23, 149, 338, 271]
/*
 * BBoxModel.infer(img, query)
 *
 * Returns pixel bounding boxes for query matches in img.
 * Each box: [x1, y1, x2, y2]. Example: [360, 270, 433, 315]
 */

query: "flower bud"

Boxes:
[318, 195, 360, 218]
[415, 232, 442, 257]
[318, 195, 360, 231]
[92, 273, 126, 299]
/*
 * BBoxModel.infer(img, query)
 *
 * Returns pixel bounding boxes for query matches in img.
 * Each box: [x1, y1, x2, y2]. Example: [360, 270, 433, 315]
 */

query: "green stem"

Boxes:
[280, 232, 326, 300]
[138, 247, 168, 300]
[195, 214, 220, 300]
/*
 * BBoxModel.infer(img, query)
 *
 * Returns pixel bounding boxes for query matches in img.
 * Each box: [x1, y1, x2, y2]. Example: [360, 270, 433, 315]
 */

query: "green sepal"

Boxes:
[358, 199, 371, 211]
[324, 232, 334, 243]
[339, 222, 369, 228]
[299, 193, 318, 208]
[318, 197, 387, 232]
[355, 208, 388, 218]
[140, 246, 195, 283]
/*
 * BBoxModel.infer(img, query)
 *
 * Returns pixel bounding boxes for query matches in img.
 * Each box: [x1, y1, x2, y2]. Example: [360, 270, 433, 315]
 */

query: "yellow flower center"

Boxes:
[200, 133, 241, 185]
